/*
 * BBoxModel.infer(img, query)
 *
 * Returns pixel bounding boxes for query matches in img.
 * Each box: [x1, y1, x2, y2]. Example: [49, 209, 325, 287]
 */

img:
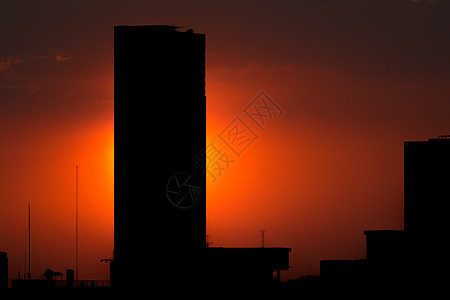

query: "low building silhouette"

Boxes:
[203, 247, 291, 287]
[320, 259, 368, 290]
[11, 268, 110, 289]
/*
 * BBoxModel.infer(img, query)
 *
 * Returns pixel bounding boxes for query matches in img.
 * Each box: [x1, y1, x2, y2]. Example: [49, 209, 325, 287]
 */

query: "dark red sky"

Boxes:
[1, 0, 449, 281]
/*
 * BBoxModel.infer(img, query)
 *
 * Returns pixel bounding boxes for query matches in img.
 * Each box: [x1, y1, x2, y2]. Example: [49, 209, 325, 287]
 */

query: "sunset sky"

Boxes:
[1, 0, 449, 282]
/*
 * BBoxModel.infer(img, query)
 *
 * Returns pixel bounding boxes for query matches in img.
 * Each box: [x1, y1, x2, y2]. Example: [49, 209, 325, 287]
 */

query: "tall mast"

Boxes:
[261, 229, 266, 248]
[27, 202, 31, 279]
[76, 164, 78, 281]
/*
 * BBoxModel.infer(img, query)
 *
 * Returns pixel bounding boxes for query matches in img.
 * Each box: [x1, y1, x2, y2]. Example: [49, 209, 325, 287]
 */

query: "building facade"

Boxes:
[114, 25, 206, 288]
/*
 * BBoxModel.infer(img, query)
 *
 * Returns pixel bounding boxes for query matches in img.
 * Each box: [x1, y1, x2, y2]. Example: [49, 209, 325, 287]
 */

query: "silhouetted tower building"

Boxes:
[404, 135, 450, 284]
[114, 25, 206, 288]
[404, 136, 450, 236]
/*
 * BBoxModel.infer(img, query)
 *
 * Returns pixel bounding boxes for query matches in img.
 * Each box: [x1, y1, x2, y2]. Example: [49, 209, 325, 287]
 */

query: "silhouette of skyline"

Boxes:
[4, 24, 448, 293]
[1, 0, 450, 291]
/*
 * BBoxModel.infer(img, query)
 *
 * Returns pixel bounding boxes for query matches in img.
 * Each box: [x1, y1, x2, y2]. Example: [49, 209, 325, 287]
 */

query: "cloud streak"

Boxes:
[0, 54, 74, 76]
[410, 0, 438, 3]
[0, 83, 40, 92]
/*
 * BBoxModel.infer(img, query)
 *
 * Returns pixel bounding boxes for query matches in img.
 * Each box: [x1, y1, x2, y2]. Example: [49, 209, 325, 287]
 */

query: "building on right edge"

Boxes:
[404, 136, 450, 237]
[402, 135, 450, 288]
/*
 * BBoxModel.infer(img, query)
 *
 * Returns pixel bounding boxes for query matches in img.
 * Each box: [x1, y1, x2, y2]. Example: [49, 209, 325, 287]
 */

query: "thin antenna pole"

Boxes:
[261, 230, 266, 248]
[76, 165, 78, 281]
[27, 202, 31, 280]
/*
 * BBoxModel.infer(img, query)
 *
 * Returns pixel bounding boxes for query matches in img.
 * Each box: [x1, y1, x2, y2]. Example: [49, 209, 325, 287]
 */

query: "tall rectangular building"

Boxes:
[404, 136, 450, 284]
[114, 25, 206, 288]
[0, 252, 7, 289]
[404, 136, 450, 236]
